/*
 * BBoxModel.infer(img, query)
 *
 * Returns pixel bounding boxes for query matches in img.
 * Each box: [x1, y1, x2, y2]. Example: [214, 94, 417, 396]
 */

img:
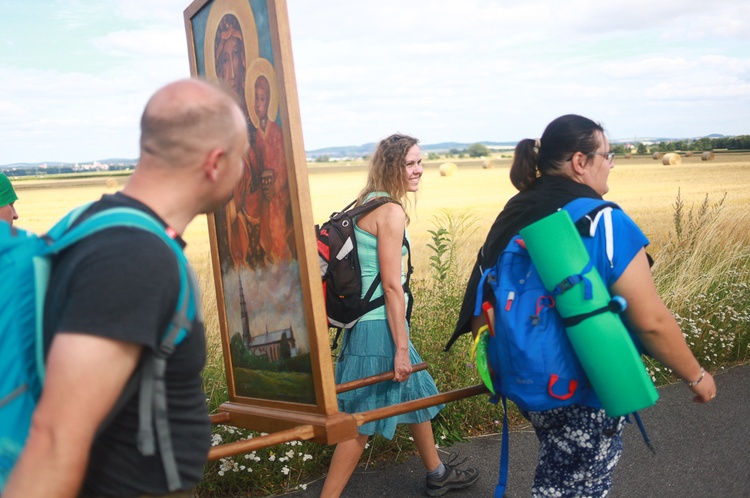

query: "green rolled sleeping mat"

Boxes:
[519, 209, 658, 417]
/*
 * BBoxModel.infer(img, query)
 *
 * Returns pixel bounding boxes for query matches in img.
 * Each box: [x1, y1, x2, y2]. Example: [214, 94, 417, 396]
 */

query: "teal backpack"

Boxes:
[0, 205, 199, 492]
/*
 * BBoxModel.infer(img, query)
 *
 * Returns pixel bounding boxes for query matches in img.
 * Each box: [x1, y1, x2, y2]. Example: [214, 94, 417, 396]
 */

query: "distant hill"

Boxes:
[0, 135, 735, 169]
[305, 140, 518, 159]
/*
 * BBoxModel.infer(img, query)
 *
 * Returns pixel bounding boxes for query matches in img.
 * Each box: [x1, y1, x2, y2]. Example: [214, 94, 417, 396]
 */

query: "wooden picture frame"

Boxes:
[184, 0, 343, 440]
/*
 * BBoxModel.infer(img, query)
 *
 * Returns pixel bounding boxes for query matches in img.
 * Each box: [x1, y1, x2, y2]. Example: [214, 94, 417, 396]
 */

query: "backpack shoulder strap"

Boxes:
[48, 207, 181, 257]
[562, 198, 620, 223]
[495, 397, 510, 498]
[349, 197, 412, 318]
[43, 202, 95, 241]
[47, 207, 198, 344]
[402, 236, 414, 323]
[344, 196, 397, 219]
[359, 229, 415, 323]
[563, 198, 621, 268]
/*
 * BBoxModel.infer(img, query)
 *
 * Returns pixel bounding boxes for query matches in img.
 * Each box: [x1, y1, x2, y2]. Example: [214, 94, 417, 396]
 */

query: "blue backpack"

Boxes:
[0, 205, 199, 492]
[475, 198, 620, 412]
[474, 198, 651, 498]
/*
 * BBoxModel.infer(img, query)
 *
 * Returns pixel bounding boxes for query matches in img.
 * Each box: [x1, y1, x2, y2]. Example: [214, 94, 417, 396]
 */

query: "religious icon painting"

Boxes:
[185, 0, 337, 430]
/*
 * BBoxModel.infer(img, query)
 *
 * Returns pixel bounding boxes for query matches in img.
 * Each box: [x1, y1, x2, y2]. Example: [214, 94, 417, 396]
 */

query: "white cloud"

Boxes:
[111, 0, 189, 24]
[0, 101, 24, 116]
[286, 0, 750, 148]
[646, 82, 750, 100]
[96, 29, 188, 58]
[0, 0, 748, 163]
[624, 57, 696, 76]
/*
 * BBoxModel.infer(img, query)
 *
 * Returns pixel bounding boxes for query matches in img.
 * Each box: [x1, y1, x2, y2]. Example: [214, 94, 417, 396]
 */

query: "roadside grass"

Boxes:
[649, 193, 750, 379]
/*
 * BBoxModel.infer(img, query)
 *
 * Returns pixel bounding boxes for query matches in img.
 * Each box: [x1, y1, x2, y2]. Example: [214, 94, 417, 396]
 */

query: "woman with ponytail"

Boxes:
[448, 114, 716, 497]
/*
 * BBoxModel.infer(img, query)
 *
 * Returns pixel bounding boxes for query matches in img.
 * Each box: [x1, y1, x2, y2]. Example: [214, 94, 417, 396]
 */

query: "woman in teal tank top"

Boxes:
[321, 135, 480, 497]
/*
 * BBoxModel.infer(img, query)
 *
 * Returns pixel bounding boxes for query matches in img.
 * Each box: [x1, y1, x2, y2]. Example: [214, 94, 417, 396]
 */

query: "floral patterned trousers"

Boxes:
[525, 405, 626, 498]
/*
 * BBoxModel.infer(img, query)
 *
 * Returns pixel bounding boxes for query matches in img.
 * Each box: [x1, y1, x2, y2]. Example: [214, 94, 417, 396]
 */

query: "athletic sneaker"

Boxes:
[425, 459, 480, 497]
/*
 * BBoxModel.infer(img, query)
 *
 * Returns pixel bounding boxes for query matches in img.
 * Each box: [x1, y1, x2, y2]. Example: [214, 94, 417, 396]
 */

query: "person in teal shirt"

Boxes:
[321, 134, 480, 498]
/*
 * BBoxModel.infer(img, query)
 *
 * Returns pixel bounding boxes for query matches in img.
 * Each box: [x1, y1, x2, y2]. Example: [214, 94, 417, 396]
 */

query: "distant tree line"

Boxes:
[3, 163, 135, 177]
[310, 135, 750, 164]
[611, 135, 750, 155]
[441, 143, 492, 159]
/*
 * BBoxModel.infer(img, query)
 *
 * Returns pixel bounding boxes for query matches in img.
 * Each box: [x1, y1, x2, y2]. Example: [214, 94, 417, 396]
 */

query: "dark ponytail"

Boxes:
[509, 138, 539, 191]
[509, 114, 604, 192]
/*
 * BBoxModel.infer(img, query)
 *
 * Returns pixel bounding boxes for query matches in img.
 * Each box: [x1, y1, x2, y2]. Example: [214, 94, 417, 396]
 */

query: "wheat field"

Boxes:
[11, 152, 750, 286]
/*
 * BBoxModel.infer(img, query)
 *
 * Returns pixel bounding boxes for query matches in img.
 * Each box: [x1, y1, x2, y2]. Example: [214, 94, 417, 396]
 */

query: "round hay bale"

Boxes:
[661, 153, 681, 166]
[482, 158, 494, 169]
[438, 162, 458, 177]
[105, 178, 119, 188]
[624, 153, 633, 159]
[652, 152, 663, 160]
[685, 151, 693, 157]
[701, 151, 715, 161]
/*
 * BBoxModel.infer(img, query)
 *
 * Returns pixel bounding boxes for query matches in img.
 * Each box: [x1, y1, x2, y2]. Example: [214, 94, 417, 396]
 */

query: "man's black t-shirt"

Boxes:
[43, 192, 211, 497]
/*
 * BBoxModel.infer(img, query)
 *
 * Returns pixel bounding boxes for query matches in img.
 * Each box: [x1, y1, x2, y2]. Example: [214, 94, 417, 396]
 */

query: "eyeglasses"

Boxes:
[567, 151, 615, 162]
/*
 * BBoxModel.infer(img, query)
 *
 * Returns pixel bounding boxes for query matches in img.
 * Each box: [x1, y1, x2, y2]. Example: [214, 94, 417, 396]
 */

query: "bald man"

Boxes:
[4, 79, 248, 498]
[0, 172, 19, 226]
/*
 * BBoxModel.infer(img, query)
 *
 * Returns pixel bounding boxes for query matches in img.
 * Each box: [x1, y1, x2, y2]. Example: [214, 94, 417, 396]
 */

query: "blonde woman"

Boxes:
[321, 134, 480, 497]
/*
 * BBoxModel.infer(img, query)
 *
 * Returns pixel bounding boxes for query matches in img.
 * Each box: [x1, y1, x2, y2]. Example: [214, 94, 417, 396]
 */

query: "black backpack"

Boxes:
[316, 198, 413, 348]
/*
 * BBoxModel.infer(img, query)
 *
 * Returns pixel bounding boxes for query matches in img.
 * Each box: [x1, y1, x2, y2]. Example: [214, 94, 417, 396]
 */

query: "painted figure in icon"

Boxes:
[254, 73, 292, 263]
[214, 13, 265, 269]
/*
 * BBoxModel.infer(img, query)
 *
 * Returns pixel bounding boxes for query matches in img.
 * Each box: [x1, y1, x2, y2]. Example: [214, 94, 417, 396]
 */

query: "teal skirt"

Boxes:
[335, 319, 444, 440]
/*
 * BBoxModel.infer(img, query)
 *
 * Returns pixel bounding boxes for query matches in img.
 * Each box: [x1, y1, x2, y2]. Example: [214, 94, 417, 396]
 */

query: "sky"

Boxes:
[0, 0, 748, 164]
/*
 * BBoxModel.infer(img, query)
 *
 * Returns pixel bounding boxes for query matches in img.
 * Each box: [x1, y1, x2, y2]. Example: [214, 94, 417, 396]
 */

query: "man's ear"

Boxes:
[204, 148, 225, 182]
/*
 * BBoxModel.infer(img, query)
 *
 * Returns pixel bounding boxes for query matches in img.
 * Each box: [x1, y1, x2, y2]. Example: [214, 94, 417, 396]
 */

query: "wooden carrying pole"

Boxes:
[336, 362, 428, 394]
[208, 365, 489, 460]
[353, 384, 489, 426]
[209, 384, 488, 461]
[209, 424, 316, 460]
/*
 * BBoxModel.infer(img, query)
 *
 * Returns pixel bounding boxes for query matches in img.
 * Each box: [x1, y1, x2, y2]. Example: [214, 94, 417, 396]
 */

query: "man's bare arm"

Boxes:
[4, 333, 142, 498]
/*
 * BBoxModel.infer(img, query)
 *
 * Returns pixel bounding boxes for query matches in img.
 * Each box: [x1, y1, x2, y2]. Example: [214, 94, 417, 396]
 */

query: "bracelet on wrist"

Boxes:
[684, 367, 705, 387]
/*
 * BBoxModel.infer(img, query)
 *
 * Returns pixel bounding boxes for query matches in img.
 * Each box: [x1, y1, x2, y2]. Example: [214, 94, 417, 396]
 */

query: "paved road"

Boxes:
[288, 364, 750, 497]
